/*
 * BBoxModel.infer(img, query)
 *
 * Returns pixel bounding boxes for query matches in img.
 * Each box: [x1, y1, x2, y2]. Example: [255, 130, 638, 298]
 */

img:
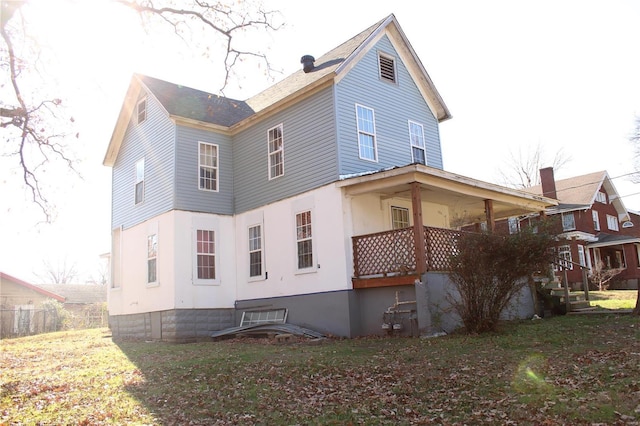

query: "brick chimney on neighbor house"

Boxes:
[539, 167, 558, 199]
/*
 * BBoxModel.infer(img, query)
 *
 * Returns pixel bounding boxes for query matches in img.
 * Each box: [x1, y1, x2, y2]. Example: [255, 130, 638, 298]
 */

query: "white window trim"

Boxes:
[408, 120, 426, 165]
[561, 212, 576, 231]
[248, 224, 265, 281]
[377, 51, 397, 84]
[508, 217, 520, 235]
[607, 214, 619, 231]
[198, 142, 219, 192]
[355, 104, 378, 162]
[137, 98, 147, 125]
[295, 209, 316, 274]
[577, 245, 586, 267]
[193, 228, 219, 285]
[592, 210, 600, 231]
[135, 158, 144, 205]
[391, 206, 410, 229]
[268, 123, 284, 180]
[596, 191, 607, 203]
[554, 245, 573, 271]
[146, 232, 158, 287]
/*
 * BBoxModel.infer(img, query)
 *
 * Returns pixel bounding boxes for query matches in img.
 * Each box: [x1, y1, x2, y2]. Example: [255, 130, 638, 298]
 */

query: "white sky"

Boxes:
[1, 0, 640, 283]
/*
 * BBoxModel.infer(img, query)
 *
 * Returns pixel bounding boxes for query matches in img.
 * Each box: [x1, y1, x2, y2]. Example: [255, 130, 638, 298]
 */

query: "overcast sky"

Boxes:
[1, 0, 639, 283]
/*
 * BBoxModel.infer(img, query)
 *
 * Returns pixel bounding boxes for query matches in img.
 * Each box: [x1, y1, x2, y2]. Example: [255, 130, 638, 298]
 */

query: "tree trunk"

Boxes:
[633, 288, 639, 315]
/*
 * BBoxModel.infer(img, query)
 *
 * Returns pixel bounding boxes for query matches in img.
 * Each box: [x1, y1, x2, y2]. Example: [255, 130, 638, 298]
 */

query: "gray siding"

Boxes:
[335, 35, 443, 176]
[174, 126, 234, 215]
[233, 86, 337, 213]
[111, 94, 175, 229]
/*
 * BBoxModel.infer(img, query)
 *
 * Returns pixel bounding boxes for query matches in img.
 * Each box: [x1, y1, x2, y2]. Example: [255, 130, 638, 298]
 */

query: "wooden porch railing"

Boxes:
[352, 226, 465, 278]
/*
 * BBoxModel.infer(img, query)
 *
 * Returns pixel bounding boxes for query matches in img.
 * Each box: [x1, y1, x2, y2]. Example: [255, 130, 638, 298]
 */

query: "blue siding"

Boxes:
[111, 94, 175, 229]
[174, 126, 234, 215]
[233, 86, 337, 213]
[335, 35, 443, 176]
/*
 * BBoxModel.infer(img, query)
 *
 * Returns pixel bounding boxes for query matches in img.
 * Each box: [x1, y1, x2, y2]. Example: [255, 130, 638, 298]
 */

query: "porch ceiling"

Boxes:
[337, 165, 557, 225]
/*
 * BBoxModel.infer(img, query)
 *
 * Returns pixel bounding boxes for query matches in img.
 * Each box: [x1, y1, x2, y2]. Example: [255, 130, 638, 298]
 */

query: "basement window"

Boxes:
[378, 52, 397, 84]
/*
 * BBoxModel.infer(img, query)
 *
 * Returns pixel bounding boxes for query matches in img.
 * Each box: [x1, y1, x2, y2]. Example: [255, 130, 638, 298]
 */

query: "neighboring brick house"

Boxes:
[523, 167, 640, 290]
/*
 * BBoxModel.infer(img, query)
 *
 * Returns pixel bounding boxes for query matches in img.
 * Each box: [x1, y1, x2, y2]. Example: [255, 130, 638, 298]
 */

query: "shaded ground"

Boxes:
[1, 314, 639, 425]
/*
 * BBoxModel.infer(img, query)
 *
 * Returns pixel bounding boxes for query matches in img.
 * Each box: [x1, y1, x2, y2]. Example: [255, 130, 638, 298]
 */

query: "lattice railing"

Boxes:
[424, 227, 463, 271]
[352, 226, 468, 278]
[353, 228, 416, 277]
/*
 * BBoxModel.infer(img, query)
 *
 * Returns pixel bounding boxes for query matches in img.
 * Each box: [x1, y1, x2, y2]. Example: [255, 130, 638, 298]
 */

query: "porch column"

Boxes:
[412, 182, 427, 274]
[484, 199, 495, 232]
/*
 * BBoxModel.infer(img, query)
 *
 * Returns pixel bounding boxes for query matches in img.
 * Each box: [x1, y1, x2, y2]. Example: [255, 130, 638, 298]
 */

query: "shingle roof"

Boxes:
[0, 272, 66, 302]
[38, 284, 107, 305]
[139, 74, 255, 126]
[526, 171, 607, 205]
[245, 17, 387, 112]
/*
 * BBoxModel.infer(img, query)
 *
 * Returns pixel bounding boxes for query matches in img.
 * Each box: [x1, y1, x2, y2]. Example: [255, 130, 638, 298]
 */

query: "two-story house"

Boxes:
[522, 167, 640, 290]
[104, 14, 556, 341]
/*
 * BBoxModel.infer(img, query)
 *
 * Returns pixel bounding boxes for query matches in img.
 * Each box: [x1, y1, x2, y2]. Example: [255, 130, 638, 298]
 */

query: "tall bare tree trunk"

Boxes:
[633, 288, 639, 315]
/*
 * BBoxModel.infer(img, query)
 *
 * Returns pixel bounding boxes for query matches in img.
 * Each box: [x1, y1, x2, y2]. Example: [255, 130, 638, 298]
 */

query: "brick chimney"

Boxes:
[539, 167, 557, 199]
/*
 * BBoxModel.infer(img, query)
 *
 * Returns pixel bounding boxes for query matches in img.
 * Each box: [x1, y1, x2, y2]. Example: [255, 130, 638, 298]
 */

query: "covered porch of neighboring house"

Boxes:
[588, 235, 640, 290]
[338, 164, 558, 288]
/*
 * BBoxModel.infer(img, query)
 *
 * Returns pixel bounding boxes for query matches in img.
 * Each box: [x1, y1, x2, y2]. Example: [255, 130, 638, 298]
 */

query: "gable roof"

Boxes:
[526, 170, 630, 220]
[104, 14, 450, 166]
[38, 284, 107, 305]
[0, 272, 65, 302]
[138, 75, 255, 127]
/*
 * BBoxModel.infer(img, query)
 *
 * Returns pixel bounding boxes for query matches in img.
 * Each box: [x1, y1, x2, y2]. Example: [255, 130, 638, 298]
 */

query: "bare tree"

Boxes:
[1, 0, 280, 220]
[497, 142, 572, 189]
[588, 261, 624, 291]
[628, 116, 640, 315]
[36, 258, 79, 284]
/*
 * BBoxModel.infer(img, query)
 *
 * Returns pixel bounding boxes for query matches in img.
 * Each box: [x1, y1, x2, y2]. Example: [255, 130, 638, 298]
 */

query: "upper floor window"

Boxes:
[561, 212, 575, 231]
[137, 98, 147, 125]
[248, 225, 263, 278]
[592, 210, 600, 231]
[355, 104, 377, 162]
[147, 233, 157, 284]
[596, 191, 607, 203]
[135, 158, 144, 205]
[268, 124, 284, 179]
[196, 229, 216, 280]
[391, 206, 410, 229]
[378, 52, 397, 84]
[607, 214, 619, 231]
[408, 121, 426, 165]
[199, 142, 218, 191]
[296, 211, 313, 270]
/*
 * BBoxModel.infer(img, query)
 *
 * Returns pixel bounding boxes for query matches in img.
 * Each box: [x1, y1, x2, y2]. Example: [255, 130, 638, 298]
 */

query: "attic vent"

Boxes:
[378, 53, 396, 83]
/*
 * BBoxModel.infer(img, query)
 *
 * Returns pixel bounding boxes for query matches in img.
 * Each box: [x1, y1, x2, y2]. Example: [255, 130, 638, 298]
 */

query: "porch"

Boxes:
[339, 164, 558, 290]
[352, 226, 462, 288]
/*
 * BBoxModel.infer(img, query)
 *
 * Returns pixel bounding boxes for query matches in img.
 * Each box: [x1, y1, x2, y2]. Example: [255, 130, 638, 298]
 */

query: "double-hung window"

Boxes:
[147, 234, 157, 284]
[249, 225, 263, 278]
[391, 206, 410, 229]
[408, 121, 426, 165]
[268, 124, 284, 179]
[296, 211, 313, 270]
[555, 245, 573, 271]
[561, 212, 575, 231]
[355, 105, 377, 161]
[596, 191, 607, 203]
[607, 214, 619, 231]
[135, 159, 144, 205]
[196, 230, 216, 280]
[508, 217, 520, 234]
[592, 210, 600, 231]
[199, 142, 218, 191]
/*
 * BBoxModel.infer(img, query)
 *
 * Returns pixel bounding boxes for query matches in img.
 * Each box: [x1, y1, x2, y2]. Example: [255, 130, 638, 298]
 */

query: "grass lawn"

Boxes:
[1, 315, 639, 425]
[589, 290, 638, 310]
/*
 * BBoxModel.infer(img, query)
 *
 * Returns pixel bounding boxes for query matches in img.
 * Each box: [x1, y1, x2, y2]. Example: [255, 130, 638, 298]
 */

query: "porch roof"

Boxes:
[337, 164, 558, 225]
[588, 233, 640, 248]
